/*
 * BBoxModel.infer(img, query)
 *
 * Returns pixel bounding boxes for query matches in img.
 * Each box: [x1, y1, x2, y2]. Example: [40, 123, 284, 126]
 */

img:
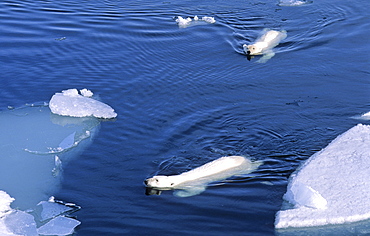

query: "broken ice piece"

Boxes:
[201, 16, 216, 23]
[175, 16, 216, 28]
[36, 200, 79, 222]
[175, 16, 192, 27]
[0, 190, 14, 213]
[49, 89, 117, 119]
[4, 210, 38, 236]
[37, 216, 81, 236]
[284, 180, 327, 209]
[79, 88, 93, 97]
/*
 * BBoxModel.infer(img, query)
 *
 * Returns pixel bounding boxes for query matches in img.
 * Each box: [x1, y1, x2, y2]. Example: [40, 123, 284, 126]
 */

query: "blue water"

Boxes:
[0, 0, 369, 235]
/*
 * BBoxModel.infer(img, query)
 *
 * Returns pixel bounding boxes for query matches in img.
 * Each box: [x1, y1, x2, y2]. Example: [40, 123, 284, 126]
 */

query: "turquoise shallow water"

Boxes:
[0, 0, 369, 235]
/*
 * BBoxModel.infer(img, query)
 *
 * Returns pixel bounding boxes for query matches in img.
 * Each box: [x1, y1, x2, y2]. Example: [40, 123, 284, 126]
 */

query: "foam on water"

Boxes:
[275, 124, 370, 229]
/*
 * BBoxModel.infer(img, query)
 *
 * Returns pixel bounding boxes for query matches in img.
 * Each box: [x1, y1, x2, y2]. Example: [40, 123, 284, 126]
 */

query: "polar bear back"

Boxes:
[260, 30, 281, 44]
[179, 156, 249, 181]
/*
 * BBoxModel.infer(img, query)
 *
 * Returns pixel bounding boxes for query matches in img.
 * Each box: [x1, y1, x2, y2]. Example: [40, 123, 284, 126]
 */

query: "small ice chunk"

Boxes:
[58, 132, 76, 150]
[79, 88, 93, 97]
[175, 16, 216, 28]
[201, 16, 216, 24]
[36, 200, 76, 222]
[0, 191, 14, 213]
[52, 156, 63, 177]
[37, 216, 81, 236]
[49, 89, 117, 119]
[4, 210, 38, 236]
[176, 16, 192, 28]
[284, 180, 327, 209]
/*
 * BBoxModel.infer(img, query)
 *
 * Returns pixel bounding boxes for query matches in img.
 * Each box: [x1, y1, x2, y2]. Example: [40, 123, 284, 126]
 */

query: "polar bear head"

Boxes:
[145, 175, 178, 188]
[243, 42, 268, 55]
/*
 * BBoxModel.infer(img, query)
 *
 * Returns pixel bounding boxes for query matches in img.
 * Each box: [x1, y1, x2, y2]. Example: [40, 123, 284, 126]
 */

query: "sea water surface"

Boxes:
[0, 0, 369, 235]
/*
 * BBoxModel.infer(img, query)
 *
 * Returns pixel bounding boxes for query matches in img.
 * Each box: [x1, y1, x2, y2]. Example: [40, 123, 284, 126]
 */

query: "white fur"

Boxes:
[243, 29, 287, 62]
[145, 156, 262, 197]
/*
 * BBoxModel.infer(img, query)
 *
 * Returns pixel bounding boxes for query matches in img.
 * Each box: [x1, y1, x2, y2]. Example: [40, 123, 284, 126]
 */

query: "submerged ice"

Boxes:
[0, 191, 80, 236]
[0, 88, 116, 235]
[0, 104, 99, 209]
[275, 124, 370, 229]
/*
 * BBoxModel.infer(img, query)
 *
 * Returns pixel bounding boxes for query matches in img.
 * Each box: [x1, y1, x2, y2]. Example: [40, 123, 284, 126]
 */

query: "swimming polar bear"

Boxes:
[243, 29, 287, 63]
[145, 155, 263, 197]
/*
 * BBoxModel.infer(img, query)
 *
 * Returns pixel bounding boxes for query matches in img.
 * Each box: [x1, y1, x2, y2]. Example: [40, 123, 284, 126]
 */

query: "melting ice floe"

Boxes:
[0, 89, 116, 235]
[49, 89, 117, 119]
[1, 192, 80, 236]
[275, 124, 370, 229]
[175, 16, 216, 28]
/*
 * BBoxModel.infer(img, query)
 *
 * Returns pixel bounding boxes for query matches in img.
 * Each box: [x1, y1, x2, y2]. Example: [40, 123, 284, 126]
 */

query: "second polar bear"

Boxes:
[243, 29, 287, 63]
[145, 155, 262, 197]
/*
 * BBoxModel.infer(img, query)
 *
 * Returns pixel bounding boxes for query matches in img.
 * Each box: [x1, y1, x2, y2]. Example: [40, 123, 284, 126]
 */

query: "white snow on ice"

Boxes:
[275, 124, 370, 229]
[175, 16, 216, 28]
[49, 89, 117, 119]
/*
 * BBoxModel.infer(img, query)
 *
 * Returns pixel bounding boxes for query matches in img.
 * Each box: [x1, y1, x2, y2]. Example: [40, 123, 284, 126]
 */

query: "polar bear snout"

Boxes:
[145, 175, 177, 188]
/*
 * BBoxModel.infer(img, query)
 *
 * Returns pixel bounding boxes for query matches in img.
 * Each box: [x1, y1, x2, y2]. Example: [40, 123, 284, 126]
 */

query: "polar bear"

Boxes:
[145, 155, 262, 197]
[243, 29, 287, 63]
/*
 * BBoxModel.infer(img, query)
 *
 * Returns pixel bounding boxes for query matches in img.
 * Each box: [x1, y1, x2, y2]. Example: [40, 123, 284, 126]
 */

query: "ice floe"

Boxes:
[0, 191, 80, 236]
[175, 16, 216, 28]
[49, 89, 117, 119]
[275, 124, 370, 229]
[0, 89, 115, 234]
[0, 104, 99, 209]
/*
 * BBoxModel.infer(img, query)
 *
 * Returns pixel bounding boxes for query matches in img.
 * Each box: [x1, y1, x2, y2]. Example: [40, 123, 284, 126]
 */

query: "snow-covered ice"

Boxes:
[175, 16, 216, 28]
[49, 89, 117, 119]
[275, 124, 370, 229]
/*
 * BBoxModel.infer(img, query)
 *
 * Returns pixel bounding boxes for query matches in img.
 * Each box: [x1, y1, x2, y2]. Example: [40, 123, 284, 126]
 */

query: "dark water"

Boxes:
[0, 0, 369, 235]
